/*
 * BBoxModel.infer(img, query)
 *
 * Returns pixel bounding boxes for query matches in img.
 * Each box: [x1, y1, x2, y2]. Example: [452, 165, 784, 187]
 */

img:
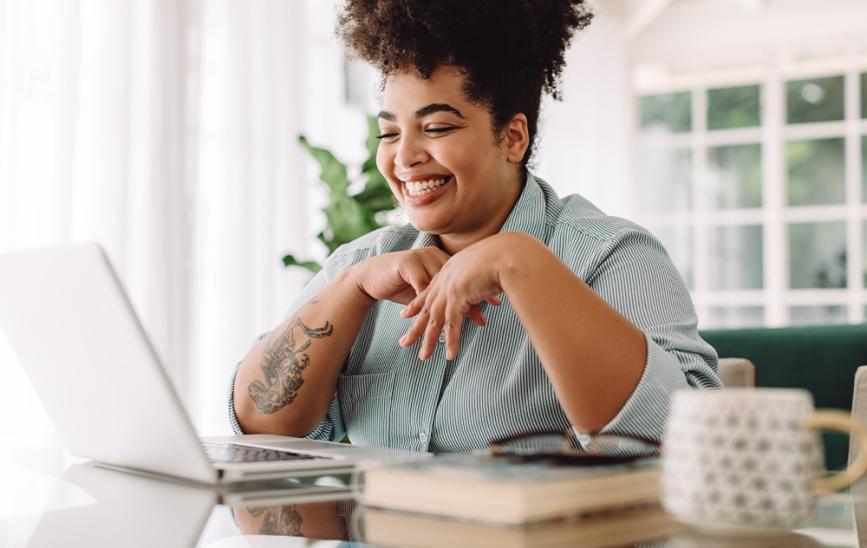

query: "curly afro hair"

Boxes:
[336, 0, 593, 172]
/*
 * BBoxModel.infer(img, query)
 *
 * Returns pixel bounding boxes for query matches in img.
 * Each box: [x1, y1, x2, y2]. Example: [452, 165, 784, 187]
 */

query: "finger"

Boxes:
[418, 296, 445, 361]
[486, 295, 502, 306]
[400, 305, 429, 346]
[468, 305, 487, 327]
[400, 287, 429, 318]
[444, 300, 463, 361]
[399, 262, 431, 297]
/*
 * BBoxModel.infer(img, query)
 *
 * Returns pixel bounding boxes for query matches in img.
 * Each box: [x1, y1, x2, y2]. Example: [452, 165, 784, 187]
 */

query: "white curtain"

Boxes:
[191, 0, 313, 435]
[0, 0, 314, 468]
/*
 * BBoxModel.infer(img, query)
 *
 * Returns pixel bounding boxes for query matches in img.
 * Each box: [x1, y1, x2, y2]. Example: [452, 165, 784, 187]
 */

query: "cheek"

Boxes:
[376, 146, 403, 197]
[375, 145, 389, 175]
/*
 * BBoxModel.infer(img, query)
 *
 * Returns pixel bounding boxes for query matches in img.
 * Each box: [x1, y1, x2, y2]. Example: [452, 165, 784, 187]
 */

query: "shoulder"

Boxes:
[535, 177, 662, 259]
[325, 224, 418, 269]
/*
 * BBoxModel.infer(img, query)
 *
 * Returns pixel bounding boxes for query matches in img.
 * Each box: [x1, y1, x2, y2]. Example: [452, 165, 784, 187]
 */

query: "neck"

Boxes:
[438, 172, 525, 255]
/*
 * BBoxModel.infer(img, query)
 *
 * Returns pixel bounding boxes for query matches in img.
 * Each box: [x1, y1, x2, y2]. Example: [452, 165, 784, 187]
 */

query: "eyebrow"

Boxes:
[377, 103, 465, 122]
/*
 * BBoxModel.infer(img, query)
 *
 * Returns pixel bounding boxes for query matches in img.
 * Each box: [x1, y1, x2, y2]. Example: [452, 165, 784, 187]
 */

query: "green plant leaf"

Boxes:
[365, 115, 381, 158]
[298, 135, 351, 195]
[284, 116, 399, 270]
[354, 180, 395, 213]
[282, 253, 322, 273]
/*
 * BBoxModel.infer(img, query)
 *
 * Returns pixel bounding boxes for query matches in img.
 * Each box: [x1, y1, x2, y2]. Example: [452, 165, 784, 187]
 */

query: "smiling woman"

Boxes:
[228, 0, 722, 451]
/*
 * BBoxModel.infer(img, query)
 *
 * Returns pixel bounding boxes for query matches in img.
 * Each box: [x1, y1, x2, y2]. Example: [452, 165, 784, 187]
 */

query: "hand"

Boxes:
[351, 246, 450, 305]
[399, 234, 523, 361]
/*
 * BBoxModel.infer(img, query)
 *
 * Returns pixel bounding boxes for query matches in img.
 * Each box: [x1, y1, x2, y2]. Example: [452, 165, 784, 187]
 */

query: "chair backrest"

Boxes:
[717, 357, 756, 388]
[850, 366, 867, 465]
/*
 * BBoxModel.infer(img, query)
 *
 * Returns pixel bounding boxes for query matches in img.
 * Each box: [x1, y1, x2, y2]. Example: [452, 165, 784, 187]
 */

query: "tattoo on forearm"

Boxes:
[248, 314, 334, 414]
[249, 505, 302, 536]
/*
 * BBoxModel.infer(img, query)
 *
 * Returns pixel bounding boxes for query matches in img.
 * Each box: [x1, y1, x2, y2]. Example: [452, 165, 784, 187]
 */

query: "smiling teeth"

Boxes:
[405, 177, 450, 197]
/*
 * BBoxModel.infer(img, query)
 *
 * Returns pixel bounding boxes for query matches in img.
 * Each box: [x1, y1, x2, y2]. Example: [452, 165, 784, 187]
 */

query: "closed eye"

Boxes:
[425, 126, 456, 135]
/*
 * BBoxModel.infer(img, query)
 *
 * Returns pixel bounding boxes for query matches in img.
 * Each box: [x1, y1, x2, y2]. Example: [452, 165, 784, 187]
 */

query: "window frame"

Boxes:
[632, 55, 867, 329]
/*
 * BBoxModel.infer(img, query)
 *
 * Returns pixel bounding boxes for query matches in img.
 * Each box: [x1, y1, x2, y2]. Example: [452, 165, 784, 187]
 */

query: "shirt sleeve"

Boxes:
[582, 227, 722, 441]
[226, 251, 354, 439]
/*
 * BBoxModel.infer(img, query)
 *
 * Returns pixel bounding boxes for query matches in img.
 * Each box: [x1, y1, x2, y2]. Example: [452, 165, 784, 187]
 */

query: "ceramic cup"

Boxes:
[661, 388, 867, 533]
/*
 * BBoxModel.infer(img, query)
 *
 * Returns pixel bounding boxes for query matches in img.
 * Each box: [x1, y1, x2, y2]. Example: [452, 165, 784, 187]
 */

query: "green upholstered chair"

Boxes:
[700, 323, 867, 471]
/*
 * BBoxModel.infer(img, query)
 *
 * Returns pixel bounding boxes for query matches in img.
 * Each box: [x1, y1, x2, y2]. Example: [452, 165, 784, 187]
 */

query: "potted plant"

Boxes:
[283, 115, 397, 273]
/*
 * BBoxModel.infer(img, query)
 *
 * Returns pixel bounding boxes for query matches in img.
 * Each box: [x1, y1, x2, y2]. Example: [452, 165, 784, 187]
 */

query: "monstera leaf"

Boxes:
[283, 115, 397, 273]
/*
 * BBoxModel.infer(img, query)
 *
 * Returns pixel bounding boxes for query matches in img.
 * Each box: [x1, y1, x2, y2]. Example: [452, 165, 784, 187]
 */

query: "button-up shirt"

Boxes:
[228, 173, 721, 452]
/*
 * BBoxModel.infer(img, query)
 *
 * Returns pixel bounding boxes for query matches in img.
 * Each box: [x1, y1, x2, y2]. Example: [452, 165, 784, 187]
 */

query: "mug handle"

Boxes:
[803, 410, 867, 493]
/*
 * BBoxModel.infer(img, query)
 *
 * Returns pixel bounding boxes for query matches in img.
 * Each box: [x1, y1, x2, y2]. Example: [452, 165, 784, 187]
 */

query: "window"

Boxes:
[635, 68, 866, 329]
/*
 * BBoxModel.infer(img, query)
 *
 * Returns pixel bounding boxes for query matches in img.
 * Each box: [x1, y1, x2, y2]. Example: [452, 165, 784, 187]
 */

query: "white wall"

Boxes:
[535, 10, 633, 217]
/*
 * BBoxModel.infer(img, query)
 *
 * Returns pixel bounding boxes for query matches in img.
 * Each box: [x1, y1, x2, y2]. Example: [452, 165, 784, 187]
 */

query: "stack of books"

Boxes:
[361, 505, 681, 548]
[357, 453, 661, 525]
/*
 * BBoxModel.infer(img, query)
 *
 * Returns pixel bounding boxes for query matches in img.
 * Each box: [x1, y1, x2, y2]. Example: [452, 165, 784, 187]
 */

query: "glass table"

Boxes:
[1, 446, 862, 547]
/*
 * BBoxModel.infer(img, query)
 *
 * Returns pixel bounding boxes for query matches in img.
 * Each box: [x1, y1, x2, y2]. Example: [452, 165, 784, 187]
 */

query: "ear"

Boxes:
[503, 113, 529, 164]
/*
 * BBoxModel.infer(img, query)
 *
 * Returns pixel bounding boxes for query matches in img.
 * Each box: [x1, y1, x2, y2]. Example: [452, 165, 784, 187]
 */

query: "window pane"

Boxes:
[651, 226, 693, 289]
[708, 144, 762, 209]
[707, 306, 764, 329]
[786, 138, 845, 206]
[788, 221, 847, 289]
[789, 305, 848, 326]
[708, 84, 761, 130]
[708, 225, 763, 290]
[786, 75, 844, 124]
[862, 73, 867, 119]
[863, 135, 867, 203]
[639, 92, 691, 133]
[637, 147, 692, 212]
[864, 220, 867, 288]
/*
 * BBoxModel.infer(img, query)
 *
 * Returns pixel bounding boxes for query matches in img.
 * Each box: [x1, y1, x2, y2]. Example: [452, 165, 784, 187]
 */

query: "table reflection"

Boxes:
[232, 500, 353, 541]
[7, 459, 864, 548]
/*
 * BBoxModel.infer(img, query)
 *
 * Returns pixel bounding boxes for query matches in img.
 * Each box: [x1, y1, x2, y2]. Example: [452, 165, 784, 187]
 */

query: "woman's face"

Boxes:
[376, 65, 525, 249]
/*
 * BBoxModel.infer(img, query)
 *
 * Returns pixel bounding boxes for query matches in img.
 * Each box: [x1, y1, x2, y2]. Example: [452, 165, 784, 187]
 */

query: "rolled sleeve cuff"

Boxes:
[227, 361, 245, 435]
[598, 333, 690, 441]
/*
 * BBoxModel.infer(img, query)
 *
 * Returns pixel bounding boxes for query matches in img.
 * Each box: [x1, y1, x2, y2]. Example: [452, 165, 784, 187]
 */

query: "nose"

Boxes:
[394, 133, 429, 170]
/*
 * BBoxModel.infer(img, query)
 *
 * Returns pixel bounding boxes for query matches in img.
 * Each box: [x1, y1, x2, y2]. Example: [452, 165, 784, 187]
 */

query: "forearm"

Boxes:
[233, 267, 375, 436]
[499, 233, 647, 433]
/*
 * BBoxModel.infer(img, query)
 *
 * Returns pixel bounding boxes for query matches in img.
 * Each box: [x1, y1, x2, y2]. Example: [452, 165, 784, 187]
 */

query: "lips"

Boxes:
[403, 175, 453, 197]
[399, 175, 454, 206]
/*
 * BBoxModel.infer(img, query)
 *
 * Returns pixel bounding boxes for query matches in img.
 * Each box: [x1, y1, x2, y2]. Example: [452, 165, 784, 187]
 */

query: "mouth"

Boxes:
[401, 175, 454, 198]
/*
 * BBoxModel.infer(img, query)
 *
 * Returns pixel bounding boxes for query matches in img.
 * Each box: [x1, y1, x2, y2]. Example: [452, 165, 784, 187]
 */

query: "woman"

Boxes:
[229, 0, 720, 452]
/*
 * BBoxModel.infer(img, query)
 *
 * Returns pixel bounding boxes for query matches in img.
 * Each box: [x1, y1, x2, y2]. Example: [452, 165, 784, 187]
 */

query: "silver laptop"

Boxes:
[0, 243, 425, 485]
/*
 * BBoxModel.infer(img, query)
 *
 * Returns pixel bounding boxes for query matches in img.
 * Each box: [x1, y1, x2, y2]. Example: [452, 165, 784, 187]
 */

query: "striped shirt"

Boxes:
[228, 173, 721, 452]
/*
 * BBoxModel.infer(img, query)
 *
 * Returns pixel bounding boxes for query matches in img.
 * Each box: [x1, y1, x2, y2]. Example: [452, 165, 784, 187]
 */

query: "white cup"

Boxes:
[661, 388, 867, 532]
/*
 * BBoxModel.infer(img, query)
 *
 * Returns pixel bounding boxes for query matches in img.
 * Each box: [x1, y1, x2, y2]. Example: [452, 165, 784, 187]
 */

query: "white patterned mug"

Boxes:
[661, 388, 867, 532]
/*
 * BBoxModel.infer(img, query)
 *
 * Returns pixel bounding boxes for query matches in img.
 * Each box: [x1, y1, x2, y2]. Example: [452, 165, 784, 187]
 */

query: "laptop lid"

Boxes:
[0, 243, 217, 484]
[27, 462, 215, 548]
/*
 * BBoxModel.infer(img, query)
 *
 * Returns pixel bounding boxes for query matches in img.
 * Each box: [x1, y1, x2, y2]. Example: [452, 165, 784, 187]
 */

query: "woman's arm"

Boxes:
[234, 246, 451, 436]
[401, 230, 716, 435]
[495, 232, 646, 433]
[233, 268, 375, 436]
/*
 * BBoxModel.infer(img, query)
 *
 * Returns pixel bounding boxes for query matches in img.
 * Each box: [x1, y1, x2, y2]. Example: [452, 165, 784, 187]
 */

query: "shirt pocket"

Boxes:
[337, 369, 396, 448]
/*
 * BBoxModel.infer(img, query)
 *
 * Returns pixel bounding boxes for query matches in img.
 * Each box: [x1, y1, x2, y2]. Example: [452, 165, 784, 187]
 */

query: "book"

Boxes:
[357, 453, 661, 525]
[361, 504, 682, 547]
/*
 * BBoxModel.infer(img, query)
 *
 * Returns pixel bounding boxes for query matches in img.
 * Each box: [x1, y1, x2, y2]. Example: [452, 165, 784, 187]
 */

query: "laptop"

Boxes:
[26, 461, 358, 548]
[0, 243, 426, 485]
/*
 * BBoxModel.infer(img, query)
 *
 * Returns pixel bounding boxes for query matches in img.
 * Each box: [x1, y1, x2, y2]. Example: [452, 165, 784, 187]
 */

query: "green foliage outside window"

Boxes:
[707, 84, 761, 130]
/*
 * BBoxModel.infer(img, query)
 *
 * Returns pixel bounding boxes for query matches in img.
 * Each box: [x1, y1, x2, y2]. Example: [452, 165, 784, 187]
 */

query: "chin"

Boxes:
[406, 215, 447, 235]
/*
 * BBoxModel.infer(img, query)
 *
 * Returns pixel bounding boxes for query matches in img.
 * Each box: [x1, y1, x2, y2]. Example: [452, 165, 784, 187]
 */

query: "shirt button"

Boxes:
[418, 431, 428, 443]
[438, 332, 446, 344]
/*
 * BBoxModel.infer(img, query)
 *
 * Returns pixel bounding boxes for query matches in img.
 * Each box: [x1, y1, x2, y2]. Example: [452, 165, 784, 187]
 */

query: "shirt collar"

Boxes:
[497, 172, 547, 243]
[411, 172, 548, 250]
